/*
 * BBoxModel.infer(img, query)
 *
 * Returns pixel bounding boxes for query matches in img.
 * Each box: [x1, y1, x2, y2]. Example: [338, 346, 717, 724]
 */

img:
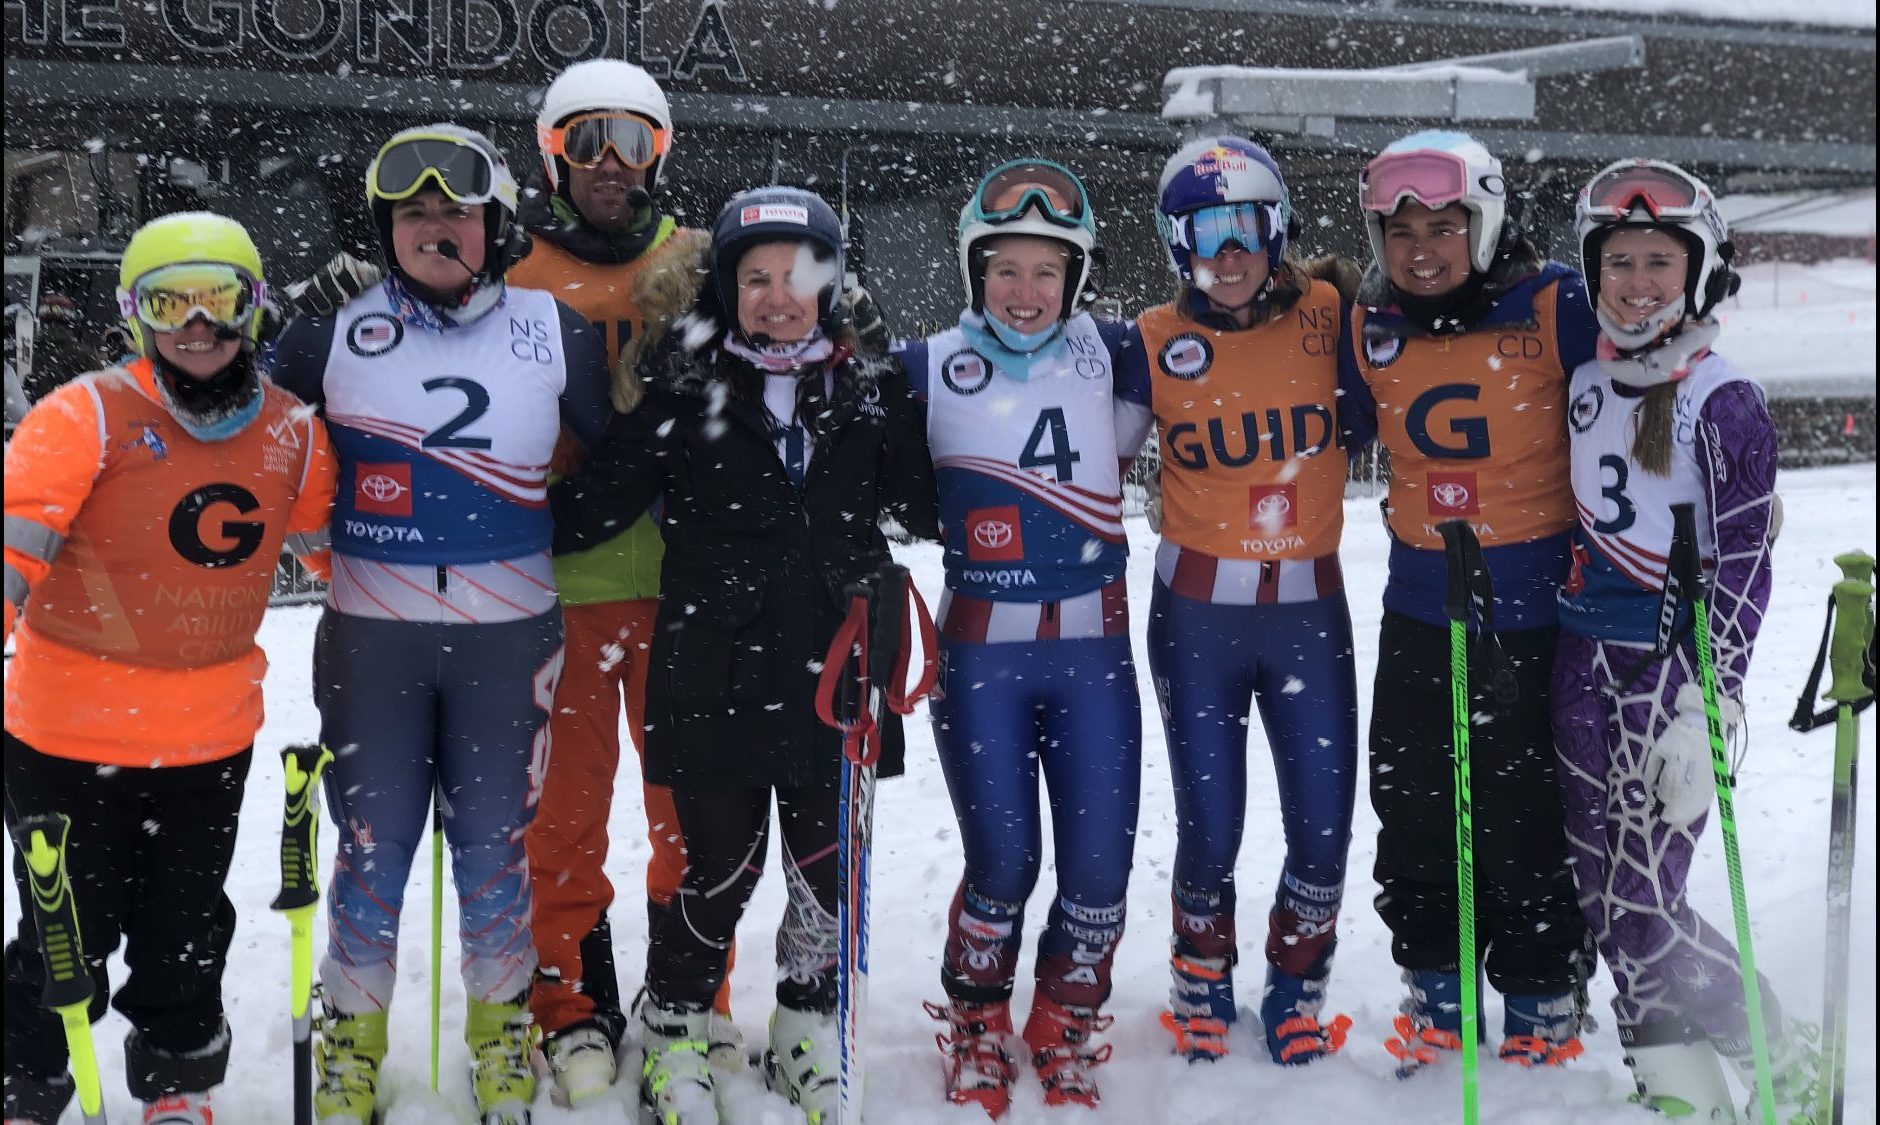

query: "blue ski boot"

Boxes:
[1500, 992, 1586, 1067]
[1161, 954, 1234, 1062]
[1385, 969, 1464, 1079]
[1261, 968, 1352, 1066]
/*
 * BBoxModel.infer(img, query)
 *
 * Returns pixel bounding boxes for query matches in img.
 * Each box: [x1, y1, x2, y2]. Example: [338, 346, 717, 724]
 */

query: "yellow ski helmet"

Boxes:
[116, 212, 267, 355]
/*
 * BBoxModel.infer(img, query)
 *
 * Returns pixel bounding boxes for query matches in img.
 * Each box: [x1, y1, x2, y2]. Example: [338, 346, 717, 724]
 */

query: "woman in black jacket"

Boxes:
[550, 185, 937, 1125]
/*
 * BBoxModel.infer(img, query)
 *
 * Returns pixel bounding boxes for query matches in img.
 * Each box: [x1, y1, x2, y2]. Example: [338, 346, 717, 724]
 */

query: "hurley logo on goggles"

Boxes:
[1169, 202, 1278, 258]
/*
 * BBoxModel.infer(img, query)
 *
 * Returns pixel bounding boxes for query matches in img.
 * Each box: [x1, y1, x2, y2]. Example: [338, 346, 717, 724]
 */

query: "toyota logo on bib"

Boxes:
[1426, 471, 1480, 516]
[974, 520, 1014, 549]
[965, 504, 1025, 561]
[354, 462, 414, 517]
[1248, 483, 1298, 530]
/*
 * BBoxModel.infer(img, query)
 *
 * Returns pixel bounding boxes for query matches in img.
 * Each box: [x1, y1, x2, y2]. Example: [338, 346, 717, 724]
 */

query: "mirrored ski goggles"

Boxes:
[1169, 202, 1279, 259]
[1582, 162, 1705, 222]
[1360, 149, 1471, 214]
[538, 111, 670, 171]
[368, 136, 500, 204]
[120, 262, 263, 333]
[970, 160, 1089, 227]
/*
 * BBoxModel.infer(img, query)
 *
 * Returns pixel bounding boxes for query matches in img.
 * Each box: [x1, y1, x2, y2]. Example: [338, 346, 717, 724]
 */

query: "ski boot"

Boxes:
[765, 1004, 840, 1124]
[926, 998, 1017, 1118]
[126, 1023, 229, 1125]
[1261, 967, 1352, 1066]
[1719, 1022, 1824, 1124]
[140, 1092, 214, 1125]
[1022, 994, 1115, 1109]
[1385, 969, 1464, 1079]
[639, 1001, 719, 1125]
[466, 993, 539, 1125]
[313, 999, 389, 1125]
[1499, 992, 1586, 1068]
[3, 1068, 75, 1125]
[545, 1021, 619, 1108]
[1621, 1019, 1738, 1121]
[1160, 953, 1233, 1062]
[706, 1011, 745, 1073]
[925, 997, 1017, 1119]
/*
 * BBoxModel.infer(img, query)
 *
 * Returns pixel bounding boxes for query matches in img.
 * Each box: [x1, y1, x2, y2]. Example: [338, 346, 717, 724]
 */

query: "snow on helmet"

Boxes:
[1155, 136, 1292, 285]
[116, 211, 267, 355]
[709, 186, 845, 332]
[1575, 159, 1738, 323]
[364, 123, 526, 288]
[535, 58, 674, 195]
[957, 159, 1097, 323]
[1359, 130, 1507, 275]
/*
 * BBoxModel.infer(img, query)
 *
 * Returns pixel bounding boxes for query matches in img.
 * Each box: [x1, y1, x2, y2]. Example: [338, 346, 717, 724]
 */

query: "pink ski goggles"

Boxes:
[1581, 162, 1706, 223]
[1360, 149, 1471, 214]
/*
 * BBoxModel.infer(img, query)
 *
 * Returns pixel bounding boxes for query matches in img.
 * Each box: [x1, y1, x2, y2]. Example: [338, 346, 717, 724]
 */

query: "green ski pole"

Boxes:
[1671, 502, 1776, 1125]
[1818, 551, 1875, 1125]
[1438, 519, 1482, 1125]
[11, 812, 108, 1124]
[270, 743, 334, 1125]
[431, 786, 445, 1094]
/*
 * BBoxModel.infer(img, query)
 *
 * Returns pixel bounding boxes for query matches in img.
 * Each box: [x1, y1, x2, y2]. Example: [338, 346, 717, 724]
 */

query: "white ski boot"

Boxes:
[1622, 1021, 1739, 1122]
[639, 1002, 719, 1125]
[706, 1012, 746, 1073]
[545, 1024, 619, 1108]
[765, 1004, 841, 1124]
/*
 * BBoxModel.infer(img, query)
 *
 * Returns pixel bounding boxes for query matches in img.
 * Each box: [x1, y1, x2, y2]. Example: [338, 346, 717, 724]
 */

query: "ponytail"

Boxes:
[1630, 384, 1678, 476]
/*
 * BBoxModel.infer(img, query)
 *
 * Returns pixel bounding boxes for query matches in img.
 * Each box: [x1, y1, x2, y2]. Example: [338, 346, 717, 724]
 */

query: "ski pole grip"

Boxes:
[10, 812, 94, 1011]
[1828, 578, 1875, 705]
[1834, 550, 1876, 586]
[272, 743, 334, 913]
[1438, 519, 1474, 623]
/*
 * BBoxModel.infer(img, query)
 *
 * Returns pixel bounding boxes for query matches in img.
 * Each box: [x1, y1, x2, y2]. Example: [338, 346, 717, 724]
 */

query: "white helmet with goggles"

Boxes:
[535, 59, 674, 196]
[1359, 130, 1507, 276]
[957, 159, 1097, 324]
[1575, 158, 1738, 327]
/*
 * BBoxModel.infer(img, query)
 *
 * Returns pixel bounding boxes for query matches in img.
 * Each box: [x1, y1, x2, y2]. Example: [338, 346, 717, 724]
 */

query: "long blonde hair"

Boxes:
[1630, 384, 1678, 476]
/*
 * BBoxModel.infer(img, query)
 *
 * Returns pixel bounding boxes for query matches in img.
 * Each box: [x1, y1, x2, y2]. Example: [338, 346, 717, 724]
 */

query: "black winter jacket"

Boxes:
[551, 294, 939, 789]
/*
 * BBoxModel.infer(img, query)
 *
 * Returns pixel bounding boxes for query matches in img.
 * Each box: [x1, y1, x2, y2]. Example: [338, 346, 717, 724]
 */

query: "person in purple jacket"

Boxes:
[1550, 160, 1817, 1120]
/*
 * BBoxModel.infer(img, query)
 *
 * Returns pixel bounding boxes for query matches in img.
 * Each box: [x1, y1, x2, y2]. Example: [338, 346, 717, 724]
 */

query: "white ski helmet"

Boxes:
[956, 159, 1098, 323]
[1359, 130, 1507, 275]
[1575, 159, 1739, 321]
[535, 58, 673, 194]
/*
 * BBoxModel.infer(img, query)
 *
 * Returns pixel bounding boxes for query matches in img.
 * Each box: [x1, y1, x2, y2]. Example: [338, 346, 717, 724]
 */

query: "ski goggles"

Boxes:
[969, 160, 1089, 228]
[367, 134, 502, 204]
[1581, 162, 1707, 223]
[120, 262, 262, 333]
[537, 111, 670, 171]
[1168, 202, 1279, 259]
[1360, 149, 1472, 214]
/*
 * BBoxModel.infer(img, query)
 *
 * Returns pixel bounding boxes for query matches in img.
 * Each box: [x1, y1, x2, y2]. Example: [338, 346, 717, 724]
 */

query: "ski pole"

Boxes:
[1437, 520, 1483, 1125]
[1818, 551, 1874, 1125]
[11, 812, 108, 1124]
[271, 744, 334, 1125]
[1670, 502, 1776, 1125]
[430, 785, 444, 1093]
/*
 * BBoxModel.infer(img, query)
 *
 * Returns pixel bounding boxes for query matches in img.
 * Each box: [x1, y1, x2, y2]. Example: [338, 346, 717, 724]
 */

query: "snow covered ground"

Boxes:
[1715, 259, 1875, 395]
[4, 464, 1874, 1125]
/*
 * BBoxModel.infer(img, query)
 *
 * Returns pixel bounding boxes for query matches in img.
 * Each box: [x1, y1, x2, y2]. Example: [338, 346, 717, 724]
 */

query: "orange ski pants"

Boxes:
[527, 599, 732, 1037]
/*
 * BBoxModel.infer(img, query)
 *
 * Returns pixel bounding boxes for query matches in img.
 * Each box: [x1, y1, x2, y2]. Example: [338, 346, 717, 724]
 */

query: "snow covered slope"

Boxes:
[4, 465, 1875, 1124]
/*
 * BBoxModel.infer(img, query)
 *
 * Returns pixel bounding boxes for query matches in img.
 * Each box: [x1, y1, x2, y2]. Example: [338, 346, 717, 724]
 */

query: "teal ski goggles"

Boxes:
[1169, 202, 1280, 259]
[967, 160, 1090, 229]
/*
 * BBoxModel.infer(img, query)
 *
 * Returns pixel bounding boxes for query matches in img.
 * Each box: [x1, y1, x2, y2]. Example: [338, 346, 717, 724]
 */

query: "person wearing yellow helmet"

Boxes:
[3, 210, 337, 1125]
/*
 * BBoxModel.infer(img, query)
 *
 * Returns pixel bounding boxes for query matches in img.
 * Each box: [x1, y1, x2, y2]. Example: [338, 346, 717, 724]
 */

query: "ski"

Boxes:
[11, 811, 108, 1124]
[816, 560, 936, 1125]
[271, 743, 335, 1125]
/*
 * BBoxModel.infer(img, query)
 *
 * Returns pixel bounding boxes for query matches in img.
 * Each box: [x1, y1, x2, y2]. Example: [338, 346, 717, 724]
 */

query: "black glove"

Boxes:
[284, 252, 382, 318]
[844, 285, 892, 353]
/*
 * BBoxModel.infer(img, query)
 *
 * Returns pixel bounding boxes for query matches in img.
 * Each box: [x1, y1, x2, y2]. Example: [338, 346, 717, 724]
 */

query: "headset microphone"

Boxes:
[435, 240, 479, 279]
[627, 186, 652, 213]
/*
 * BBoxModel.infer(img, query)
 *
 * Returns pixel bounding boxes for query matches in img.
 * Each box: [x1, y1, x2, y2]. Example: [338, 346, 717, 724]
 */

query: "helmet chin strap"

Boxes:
[1595, 294, 1688, 355]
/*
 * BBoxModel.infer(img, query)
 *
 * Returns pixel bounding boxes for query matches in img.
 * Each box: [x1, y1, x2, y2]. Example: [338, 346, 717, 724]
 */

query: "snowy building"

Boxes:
[4, 0, 1875, 347]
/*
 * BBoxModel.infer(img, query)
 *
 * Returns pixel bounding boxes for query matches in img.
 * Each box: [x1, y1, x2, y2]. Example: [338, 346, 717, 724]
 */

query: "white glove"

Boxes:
[1643, 682, 1741, 829]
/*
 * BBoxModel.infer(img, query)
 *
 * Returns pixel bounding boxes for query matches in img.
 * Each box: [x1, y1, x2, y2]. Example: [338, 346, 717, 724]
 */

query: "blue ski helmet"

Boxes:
[1156, 137, 1292, 285]
[710, 186, 845, 327]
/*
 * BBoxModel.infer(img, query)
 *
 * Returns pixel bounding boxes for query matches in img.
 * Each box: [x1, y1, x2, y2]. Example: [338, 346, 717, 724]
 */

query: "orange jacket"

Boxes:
[4, 359, 336, 766]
